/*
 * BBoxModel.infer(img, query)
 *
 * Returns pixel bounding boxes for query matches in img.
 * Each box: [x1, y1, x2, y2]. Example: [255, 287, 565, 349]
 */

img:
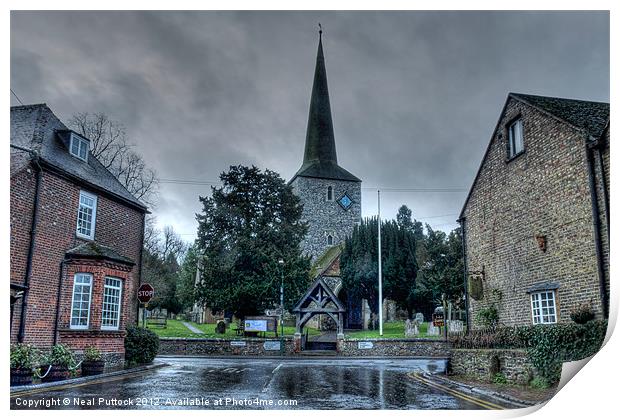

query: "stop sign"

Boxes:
[137, 283, 154, 304]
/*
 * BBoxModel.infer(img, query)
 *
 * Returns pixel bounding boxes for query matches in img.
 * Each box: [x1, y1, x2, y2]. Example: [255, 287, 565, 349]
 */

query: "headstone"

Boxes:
[215, 319, 226, 334]
[405, 319, 419, 337]
[427, 324, 440, 336]
[415, 313, 424, 324]
[448, 320, 464, 333]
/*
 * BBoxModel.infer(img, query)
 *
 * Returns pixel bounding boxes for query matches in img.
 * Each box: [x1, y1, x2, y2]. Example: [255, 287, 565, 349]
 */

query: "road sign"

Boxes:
[137, 283, 154, 303]
[265, 309, 283, 317]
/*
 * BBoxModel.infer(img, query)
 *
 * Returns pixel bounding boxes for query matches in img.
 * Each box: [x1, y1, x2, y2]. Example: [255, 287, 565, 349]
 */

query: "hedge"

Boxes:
[125, 326, 160, 365]
[450, 320, 607, 383]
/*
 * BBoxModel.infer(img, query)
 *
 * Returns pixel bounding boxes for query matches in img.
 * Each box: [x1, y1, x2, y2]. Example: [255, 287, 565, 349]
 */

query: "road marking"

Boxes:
[407, 372, 506, 410]
[272, 363, 282, 374]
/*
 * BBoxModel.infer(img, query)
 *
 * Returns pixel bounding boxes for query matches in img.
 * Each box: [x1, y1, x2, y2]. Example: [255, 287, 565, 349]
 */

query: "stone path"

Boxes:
[182, 321, 203, 334]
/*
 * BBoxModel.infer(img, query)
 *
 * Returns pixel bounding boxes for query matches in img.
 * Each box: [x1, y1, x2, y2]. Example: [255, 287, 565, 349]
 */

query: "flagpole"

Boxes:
[378, 189, 383, 336]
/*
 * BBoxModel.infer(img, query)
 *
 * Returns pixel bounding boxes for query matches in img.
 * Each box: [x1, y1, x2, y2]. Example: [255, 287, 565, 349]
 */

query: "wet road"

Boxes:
[11, 357, 484, 410]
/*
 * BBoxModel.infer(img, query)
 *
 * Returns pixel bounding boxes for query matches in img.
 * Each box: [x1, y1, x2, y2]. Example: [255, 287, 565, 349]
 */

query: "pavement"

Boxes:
[181, 321, 203, 334]
[10, 356, 521, 410]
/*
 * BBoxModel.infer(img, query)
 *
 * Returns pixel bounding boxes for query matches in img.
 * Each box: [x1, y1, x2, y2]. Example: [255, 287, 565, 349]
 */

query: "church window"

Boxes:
[327, 235, 333, 246]
[327, 186, 334, 201]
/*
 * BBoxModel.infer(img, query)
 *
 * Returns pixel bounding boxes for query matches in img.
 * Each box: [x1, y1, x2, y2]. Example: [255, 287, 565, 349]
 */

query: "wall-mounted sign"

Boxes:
[358, 341, 374, 350]
[230, 341, 246, 347]
[244, 319, 268, 332]
[263, 341, 281, 351]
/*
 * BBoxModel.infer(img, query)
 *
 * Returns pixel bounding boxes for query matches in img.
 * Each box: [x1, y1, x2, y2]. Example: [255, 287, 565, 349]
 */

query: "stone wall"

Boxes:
[462, 96, 606, 327]
[449, 348, 534, 385]
[291, 176, 361, 260]
[159, 338, 296, 356]
[338, 338, 450, 357]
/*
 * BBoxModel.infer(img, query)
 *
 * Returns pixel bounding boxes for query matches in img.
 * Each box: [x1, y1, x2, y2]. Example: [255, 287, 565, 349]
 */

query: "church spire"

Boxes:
[290, 27, 361, 183]
[303, 25, 338, 165]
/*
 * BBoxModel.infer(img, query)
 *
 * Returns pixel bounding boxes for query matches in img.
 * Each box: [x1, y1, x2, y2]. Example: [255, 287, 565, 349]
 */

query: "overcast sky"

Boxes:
[10, 11, 609, 242]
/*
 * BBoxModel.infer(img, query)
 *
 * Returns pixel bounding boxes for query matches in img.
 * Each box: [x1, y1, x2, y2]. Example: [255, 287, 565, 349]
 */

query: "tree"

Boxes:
[69, 112, 158, 205]
[175, 245, 200, 311]
[341, 216, 419, 327]
[195, 165, 311, 319]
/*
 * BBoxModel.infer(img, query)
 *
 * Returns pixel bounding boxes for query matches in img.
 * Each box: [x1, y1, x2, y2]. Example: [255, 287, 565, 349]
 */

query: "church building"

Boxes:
[289, 31, 367, 329]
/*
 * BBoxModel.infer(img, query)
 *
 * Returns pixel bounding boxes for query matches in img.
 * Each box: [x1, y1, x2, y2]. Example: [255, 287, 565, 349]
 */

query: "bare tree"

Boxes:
[161, 225, 188, 261]
[69, 112, 159, 206]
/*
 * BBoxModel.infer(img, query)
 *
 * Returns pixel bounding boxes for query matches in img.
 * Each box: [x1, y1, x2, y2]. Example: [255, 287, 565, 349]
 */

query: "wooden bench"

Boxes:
[146, 317, 167, 328]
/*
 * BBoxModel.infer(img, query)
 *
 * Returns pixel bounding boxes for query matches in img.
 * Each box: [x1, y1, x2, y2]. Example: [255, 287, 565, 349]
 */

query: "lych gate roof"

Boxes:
[290, 33, 361, 184]
[293, 277, 345, 313]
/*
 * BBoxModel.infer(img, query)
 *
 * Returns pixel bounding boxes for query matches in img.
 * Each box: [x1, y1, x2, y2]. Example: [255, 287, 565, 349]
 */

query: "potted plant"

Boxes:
[10, 344, 38, 386]
[41, 344, 75, 383]
[81, 346, 105, 376]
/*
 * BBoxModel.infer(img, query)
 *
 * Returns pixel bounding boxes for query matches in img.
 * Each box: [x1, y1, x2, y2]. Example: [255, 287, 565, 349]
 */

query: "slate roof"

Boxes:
[510, 93, 609, 139]
[65, 241, 135, 265]
[290, 35, 361, 183]
[10, 104, 147, 211]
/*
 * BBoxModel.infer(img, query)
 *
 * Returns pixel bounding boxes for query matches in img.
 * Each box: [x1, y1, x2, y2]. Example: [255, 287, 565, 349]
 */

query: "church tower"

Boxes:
[290, 30, 362, 260]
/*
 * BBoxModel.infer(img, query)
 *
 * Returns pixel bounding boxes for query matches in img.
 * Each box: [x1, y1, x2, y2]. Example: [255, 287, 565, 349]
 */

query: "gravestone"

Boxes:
[215, 319, 226, 334]
[415, 313, 424, 324]
[405, 319, 419, 337]
[427, 324, 440, 336]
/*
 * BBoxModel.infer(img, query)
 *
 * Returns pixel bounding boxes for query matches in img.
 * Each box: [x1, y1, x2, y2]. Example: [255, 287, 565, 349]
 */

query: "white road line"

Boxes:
[272, 363, 282, 374]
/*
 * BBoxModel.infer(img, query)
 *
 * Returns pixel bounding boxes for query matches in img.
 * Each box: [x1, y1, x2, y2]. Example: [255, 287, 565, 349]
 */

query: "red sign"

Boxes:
[432, 313, 445, 327]
[137, 283, 154, 304]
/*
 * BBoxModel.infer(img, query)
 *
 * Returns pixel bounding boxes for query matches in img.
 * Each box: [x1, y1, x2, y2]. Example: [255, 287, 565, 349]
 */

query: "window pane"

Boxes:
[71, 274, 92, 328]
[102, 277, 122, 329]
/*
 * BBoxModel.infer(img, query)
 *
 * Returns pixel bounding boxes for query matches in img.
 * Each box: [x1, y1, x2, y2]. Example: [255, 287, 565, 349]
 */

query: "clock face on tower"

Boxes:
[338, 193, 353, 210]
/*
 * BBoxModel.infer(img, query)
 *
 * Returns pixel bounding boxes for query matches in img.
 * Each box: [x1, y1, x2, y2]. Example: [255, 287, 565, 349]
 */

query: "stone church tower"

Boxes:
[290, 32, 362, 260]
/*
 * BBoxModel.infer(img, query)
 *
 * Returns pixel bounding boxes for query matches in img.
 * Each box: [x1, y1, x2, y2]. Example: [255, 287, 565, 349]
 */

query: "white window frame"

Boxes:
[76, 191, 97, 240]
[530, 290, 558, 325]
[70, 132, 89, 162]
[101, 277, 123, 331]
[70, 273, 93, 329]
[326, 185, 334, 201]
[508, 118, 524, 158]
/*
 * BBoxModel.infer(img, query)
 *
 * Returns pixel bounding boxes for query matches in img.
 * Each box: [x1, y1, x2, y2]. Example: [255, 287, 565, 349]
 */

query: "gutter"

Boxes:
[17, 151, 43, 343]
[457, 217, 470, 333]
[585, 137, 609, 319]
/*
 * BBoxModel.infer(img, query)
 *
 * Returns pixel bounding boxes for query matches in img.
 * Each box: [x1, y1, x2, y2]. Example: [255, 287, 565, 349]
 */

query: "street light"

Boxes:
[278, 258, 285, 355]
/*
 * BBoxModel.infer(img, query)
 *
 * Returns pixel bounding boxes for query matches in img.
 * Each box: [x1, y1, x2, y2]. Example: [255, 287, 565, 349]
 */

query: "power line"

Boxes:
[10, 89, 24, 105]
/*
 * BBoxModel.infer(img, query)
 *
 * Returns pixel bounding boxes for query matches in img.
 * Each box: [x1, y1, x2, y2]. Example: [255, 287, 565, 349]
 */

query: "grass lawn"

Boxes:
[345, 321, 435, 339]
[147, 319, 320, 339]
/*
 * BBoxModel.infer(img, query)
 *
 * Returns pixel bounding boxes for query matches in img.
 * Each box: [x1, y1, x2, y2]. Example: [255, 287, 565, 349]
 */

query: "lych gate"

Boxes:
[293, 277, 345, 339]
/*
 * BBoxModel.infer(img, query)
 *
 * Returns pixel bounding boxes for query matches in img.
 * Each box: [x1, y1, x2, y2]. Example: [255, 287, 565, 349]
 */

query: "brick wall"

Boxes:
[463, 97, 604, 327]
[10, 167, 145, 361]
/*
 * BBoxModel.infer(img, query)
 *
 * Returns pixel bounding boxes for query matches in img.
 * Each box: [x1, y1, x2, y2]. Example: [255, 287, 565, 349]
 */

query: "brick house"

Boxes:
[459, 93, 609, 329]
[10, 104, 147, 366]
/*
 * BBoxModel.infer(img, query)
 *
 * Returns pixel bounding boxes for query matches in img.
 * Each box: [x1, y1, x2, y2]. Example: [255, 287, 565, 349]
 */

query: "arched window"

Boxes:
[327, 235, 333, 246]
[327, 186, 333, 201]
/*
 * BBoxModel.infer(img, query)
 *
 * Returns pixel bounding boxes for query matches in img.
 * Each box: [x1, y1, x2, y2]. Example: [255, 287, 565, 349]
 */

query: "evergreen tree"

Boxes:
[195, 165, 311, 319]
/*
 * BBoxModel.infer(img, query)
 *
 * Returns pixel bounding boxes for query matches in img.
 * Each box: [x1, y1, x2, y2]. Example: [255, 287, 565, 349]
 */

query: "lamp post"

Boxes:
[278, 259, 285, 355]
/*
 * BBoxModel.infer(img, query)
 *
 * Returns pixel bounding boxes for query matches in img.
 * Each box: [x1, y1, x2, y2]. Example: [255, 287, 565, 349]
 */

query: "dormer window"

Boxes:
[70, 132, 89, 162]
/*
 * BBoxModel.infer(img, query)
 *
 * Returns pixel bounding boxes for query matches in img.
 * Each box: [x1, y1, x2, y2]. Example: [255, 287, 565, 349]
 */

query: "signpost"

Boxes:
[137, 283, 154, 328]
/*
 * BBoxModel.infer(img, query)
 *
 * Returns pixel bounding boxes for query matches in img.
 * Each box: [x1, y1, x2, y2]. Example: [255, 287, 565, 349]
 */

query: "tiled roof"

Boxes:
[65, 241, 134, 265]
[510, 93, 609, 139]
[10, 104, 147, 211]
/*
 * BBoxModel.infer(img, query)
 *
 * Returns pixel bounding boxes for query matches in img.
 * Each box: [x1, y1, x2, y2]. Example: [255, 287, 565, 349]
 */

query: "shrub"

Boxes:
[44, 344, 76, 368]
[10, 344, 39, 370]
[83, 346, 103, 362]
[475, 305, 499, 329]
[529, 376, 550, 389]
[125, 326, 160, 365]
[492, 373, 508, 384]
[570, 304, 596, 324]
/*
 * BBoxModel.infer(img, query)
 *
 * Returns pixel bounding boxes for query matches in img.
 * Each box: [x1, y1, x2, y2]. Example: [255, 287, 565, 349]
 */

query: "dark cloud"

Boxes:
[11, 11, 610, 239]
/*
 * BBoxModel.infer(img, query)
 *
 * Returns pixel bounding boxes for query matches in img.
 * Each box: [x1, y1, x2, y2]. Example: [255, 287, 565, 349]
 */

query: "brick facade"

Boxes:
[461, 95, 609, 328]
[10, 105, 146, 367]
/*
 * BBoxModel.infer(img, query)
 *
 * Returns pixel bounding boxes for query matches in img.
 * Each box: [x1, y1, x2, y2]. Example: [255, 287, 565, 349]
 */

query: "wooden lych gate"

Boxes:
[293, 277, 345, 337]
